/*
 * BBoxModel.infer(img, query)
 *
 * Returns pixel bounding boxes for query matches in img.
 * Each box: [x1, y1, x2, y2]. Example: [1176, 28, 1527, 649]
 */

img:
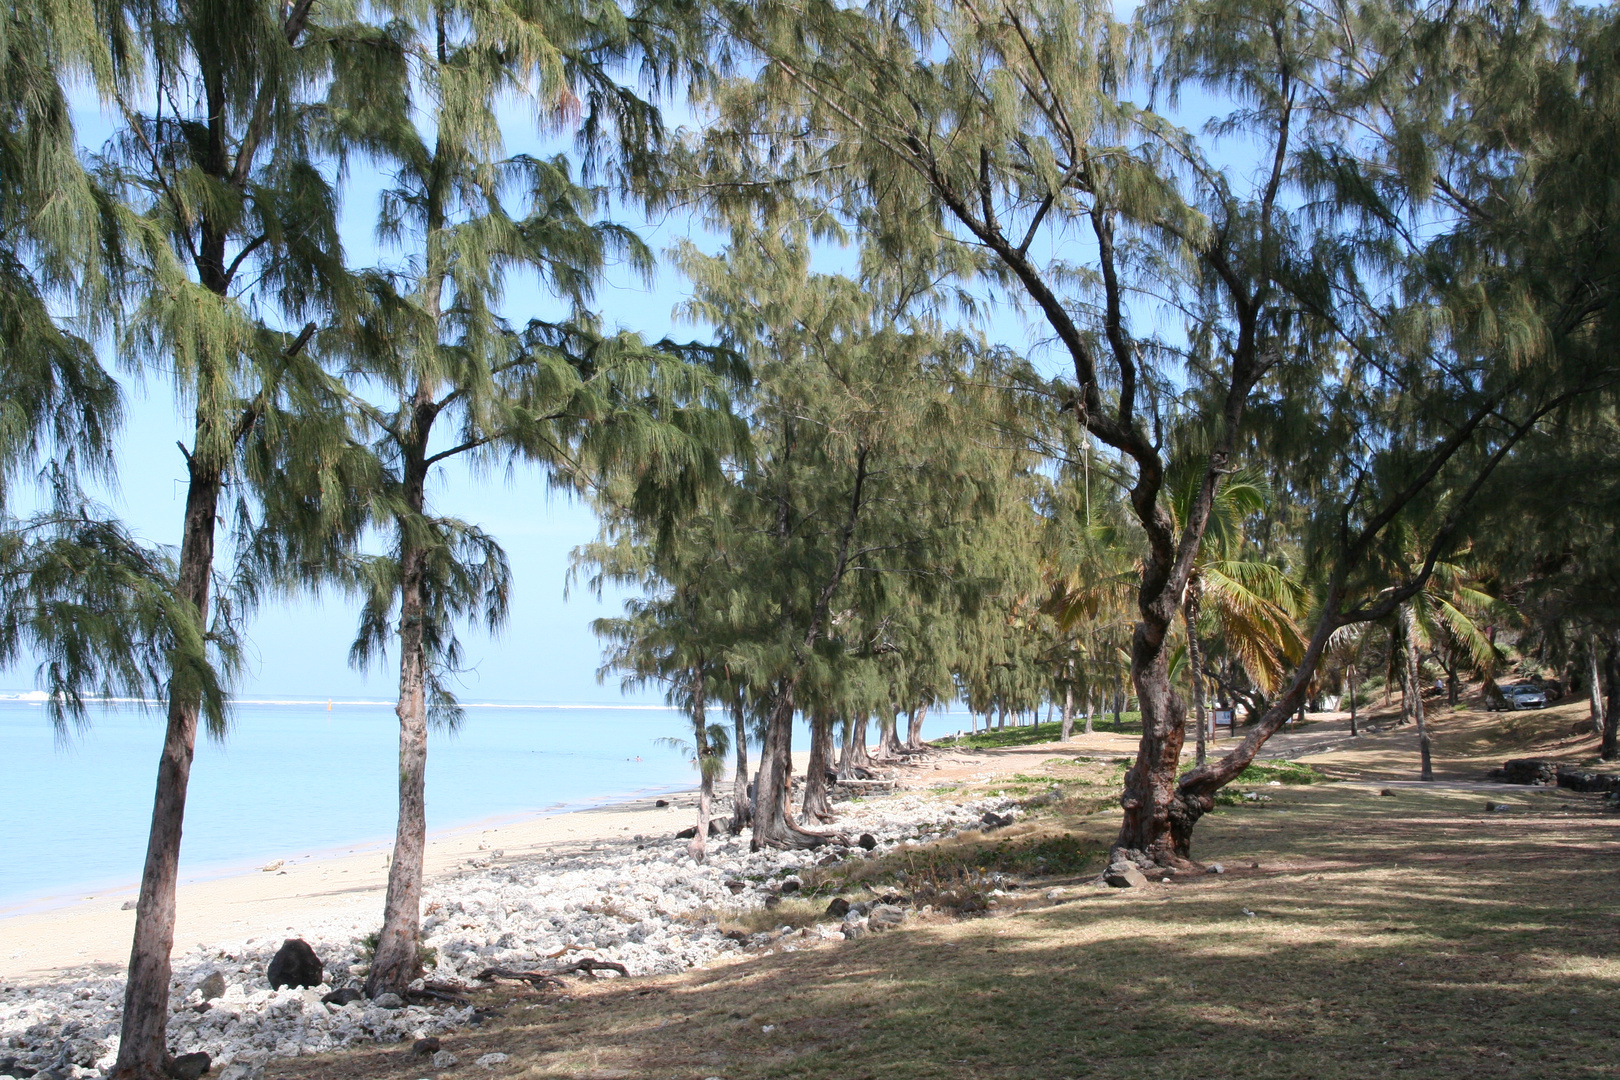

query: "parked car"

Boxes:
[1495, 683, 1548, 710]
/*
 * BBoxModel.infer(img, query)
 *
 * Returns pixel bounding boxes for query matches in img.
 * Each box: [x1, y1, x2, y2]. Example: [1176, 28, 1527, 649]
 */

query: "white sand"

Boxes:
[0, 785, 728, 982]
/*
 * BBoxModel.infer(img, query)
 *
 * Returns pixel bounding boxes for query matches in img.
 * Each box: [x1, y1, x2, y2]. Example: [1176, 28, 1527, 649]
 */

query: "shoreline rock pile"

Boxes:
[0, 788, 1014, 1079]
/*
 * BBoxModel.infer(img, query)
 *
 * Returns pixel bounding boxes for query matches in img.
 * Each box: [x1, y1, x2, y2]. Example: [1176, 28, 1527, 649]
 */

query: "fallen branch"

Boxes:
[473, 956, 630, 989]
[555, 957, 630, 977]
[405, 985, 471, 1006]
[474, 967, 566, 989]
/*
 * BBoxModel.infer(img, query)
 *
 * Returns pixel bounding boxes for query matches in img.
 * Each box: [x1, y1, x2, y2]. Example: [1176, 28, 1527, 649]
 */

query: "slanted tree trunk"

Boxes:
[1185, 579, 1208, 766]
[114, 452, 222, 1080]
[801, 710, 836, 823]
[905, 704, 928, 748]
[367, 438, 433, 998]
[730, 695, 751, 833]
[751, 685, 829, 849]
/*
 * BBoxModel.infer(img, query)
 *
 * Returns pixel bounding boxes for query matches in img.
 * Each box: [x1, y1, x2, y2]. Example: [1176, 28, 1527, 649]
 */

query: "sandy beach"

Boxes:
[1, 783, 743, 983]
[0, 733, 1152, 1079]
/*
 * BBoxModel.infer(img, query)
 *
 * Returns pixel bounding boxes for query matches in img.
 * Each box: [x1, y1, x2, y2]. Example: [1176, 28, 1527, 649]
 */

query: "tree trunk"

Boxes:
[366, 452, 431, 998]
[730, 695, 751, 833]
[751, 685, 829, 849]
[688, 679, 711, 862]
[1446, 655, 1459, 706]
[1083, 688, 1094, 736]
[1347, 662, 1358, 737]
[1112, 688, 1122, 732]
[905, 704, 928, 749]
[1604, 641, 1619, 762]
[1406, 608, 1433, 781]
[1112, 634, 1189, 867]
[113, 458, 221, 1080]
[801, 710, 836, 823]
[1060, 677, 1074, 743]
[1385, 626, 1397, 708]
[841, 713, 872, 774]
[1588, 641, 1605, 738]
[878, 707, 904, 758]
[1398, 628, 1411, 726]
[1184, 581, 1208, 766]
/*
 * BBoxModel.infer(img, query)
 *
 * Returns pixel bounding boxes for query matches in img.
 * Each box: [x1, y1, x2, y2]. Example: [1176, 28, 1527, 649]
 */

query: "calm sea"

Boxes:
[1, 694, 962, 911]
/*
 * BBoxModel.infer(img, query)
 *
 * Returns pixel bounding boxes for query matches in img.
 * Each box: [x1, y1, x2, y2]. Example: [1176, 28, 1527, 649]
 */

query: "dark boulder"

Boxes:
[779, 879, 801, 894]
[266, 938, 323, 989]
[321, 987, 364, 1006]
[825, 897, 851, 918]
[1555, 766, 1620, 793]
[412, 1037, 441, 1056]
[857, 833, 878, 850]
[1103, 861, 1149, 889]
[165, 1051, 211, 1080]
[198, 971, 226, 1001]
[1492, 758, 1558, 785]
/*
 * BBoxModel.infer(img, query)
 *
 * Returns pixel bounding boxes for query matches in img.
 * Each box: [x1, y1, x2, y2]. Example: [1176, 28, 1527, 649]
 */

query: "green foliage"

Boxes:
[938, 716, 1143, 749]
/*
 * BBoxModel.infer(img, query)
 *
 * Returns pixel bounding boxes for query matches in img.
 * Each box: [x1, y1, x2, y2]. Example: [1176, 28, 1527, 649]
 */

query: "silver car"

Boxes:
[1496, 683, 1548, 710]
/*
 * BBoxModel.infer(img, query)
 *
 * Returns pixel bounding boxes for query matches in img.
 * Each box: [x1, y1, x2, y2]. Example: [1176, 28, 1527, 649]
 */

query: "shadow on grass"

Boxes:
[280, 785, 1620, 1080]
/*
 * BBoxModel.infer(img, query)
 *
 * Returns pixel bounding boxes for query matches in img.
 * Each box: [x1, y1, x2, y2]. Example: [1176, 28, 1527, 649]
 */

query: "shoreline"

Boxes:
[0, 731, 1160, 1079]
[0, 750, 829, 982]
[0, 779, 701, 922]
[0, 777, 733, 981]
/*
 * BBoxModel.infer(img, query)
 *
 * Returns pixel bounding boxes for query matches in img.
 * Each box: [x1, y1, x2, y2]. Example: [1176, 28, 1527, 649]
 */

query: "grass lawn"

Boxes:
[280, 756, 1620, 1080]
[936, 714, 1143, 749]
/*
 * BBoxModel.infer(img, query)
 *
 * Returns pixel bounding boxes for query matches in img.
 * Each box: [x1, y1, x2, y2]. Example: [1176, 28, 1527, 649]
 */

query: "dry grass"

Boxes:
[276, 704, 1620, 1080]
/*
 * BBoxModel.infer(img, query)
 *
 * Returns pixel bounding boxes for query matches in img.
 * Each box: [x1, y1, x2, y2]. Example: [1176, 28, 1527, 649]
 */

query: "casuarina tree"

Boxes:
[329, 0, 738, 994]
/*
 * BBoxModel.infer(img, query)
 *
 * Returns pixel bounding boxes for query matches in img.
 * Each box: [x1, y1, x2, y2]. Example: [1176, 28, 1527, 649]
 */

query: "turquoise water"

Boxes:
[1, 695, 963, 911]
[0, 697, 702, 910]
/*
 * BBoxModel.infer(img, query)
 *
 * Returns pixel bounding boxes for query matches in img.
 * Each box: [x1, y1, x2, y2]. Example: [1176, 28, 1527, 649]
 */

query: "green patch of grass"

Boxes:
[980, 832, 1105, 875]
[935, 715, 1143, 749]
[1232, 759, 1327, 785]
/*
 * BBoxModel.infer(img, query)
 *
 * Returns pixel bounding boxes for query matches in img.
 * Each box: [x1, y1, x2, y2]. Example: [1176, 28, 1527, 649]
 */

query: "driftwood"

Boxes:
[474, 967, 566, 989]
[474, 957, 631, 990]
[406, 983, 471, 1006]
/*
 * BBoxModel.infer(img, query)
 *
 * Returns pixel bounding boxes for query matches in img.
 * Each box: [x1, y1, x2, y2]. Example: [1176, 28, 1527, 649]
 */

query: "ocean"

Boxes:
[1, 694, 961, 912]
